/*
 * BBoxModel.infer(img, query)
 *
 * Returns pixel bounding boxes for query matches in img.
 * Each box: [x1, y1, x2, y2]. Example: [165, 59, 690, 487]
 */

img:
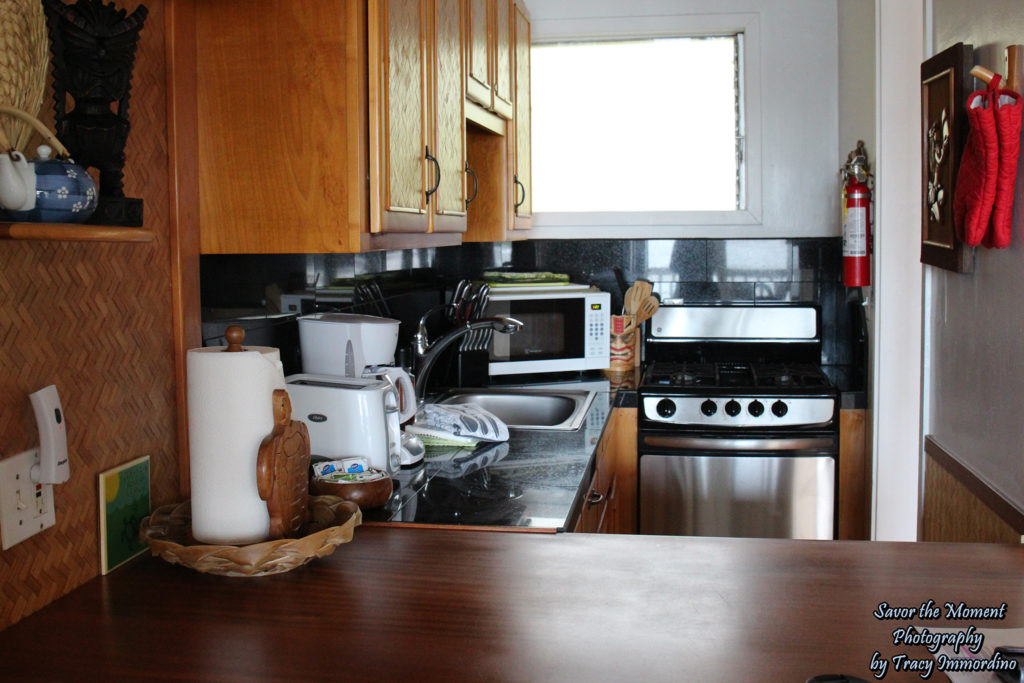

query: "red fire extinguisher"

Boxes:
[841, 141, 872, 287]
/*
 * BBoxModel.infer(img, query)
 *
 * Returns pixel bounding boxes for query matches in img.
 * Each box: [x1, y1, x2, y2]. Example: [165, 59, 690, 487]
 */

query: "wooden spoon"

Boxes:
[635, 295, 659, 324]
[623, 280, 652, 315]
[633, 295, 659, 366]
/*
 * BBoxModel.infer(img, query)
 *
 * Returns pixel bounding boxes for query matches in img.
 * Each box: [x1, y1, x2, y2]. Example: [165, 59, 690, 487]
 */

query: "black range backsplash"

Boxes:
[514, 238, 857, 369]
[199, 237, 859, 376]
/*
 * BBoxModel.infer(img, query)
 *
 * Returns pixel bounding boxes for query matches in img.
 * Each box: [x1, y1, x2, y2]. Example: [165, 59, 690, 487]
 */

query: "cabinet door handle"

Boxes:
[513, 173, 526, 213]
[586, 490, 605, 507]
[425, 146, 441, 204]
[465, 163, 478, 208]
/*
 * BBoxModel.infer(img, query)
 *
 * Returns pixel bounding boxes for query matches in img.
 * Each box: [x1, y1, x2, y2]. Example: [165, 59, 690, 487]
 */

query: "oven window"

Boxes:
[488, 299, 584, 361]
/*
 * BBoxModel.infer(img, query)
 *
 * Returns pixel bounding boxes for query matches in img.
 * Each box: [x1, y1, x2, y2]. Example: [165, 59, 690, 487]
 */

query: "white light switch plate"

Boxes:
[0, 449, 56, 550]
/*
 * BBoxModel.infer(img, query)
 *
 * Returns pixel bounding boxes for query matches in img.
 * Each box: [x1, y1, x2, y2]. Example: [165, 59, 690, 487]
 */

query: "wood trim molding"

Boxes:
[0, 223, 156, 242]
[924, 434, 1024, 534]
[166, 0, 202, 499]
[466, 99, 506, 134]
[359, 229, 462, 252]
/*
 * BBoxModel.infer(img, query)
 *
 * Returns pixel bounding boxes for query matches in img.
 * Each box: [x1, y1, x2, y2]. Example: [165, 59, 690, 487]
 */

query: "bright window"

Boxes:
[531, 35, 743, 214]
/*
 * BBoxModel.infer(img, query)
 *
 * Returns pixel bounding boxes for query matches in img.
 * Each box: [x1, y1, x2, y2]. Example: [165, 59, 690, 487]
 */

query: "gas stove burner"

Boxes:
[673, 371, 696, 385]
[667, 366, 713, 387]
[642, 361, 830, 392]
[756, 364, 830, 389]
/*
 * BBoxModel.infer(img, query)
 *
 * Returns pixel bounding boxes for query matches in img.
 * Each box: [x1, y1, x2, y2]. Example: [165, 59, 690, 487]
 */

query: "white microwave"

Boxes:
[481, 285, 610, 375]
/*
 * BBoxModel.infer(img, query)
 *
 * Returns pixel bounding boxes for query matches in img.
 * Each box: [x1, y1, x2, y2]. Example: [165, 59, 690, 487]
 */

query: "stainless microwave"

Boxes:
[482, 285, 610, 375]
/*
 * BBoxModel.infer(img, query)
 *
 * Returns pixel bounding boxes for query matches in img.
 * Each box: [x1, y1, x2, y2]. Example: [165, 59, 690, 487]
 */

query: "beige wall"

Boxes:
[925, 0, 1024, 518]
[838, 0, 876, 166]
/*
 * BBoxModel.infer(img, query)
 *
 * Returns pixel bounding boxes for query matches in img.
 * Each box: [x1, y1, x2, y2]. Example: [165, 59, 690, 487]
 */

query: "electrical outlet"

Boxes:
[0, 449, 56, 550]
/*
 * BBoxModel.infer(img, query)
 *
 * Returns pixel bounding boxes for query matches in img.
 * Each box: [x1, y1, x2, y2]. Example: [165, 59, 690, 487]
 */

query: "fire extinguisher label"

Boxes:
[843, 206, 868, 257]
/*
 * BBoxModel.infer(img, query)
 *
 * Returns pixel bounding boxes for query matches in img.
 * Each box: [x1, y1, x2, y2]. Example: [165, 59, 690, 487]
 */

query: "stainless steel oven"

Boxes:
[639, 432, 836, 538]
[637, 304, 839, 540]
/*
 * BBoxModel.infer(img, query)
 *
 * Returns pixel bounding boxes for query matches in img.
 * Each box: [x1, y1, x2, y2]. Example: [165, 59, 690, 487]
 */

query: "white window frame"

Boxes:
[529, 13, 762, 238]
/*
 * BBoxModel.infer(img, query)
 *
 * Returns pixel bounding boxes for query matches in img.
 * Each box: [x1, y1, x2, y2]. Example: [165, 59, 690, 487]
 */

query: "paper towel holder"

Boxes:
[223, 325, 246, 352]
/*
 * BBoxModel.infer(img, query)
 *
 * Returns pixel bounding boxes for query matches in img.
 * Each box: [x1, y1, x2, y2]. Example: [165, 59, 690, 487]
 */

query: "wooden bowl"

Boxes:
[311, 470, 393, 510]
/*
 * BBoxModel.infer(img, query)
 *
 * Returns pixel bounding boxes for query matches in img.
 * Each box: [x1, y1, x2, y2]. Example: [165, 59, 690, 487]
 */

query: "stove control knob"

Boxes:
[771, 400, 788, 417]
[748, 400, 764, 417]
[656, 399, 676, 418]
[725, 400, 741, 417]
[700, 399, 717, 416]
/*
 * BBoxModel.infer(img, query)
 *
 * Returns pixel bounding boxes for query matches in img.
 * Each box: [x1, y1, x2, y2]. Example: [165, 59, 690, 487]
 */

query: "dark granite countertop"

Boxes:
[363, 388, 615, 531]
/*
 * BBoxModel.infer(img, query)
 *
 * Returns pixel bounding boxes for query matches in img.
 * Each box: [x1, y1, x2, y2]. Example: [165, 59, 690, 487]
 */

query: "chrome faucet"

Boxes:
[412, 313, 522, 401]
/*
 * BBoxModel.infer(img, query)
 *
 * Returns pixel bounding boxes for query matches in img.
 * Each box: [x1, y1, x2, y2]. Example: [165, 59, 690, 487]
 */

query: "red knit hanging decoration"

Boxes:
[953, 77, 1001, 247]
[983, 86, 1022, 249]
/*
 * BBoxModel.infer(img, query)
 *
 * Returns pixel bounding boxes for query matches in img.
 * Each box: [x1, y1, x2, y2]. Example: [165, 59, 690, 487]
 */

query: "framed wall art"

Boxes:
[921, 42, 974, 273]
[99, 455, 150, 574]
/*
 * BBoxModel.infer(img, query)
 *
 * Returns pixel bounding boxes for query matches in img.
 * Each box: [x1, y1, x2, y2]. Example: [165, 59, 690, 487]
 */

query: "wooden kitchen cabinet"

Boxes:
[511, 0, 532, 230]
[463, 122, 514, 242]
[465, 0, 491, 107]
[465, 0, 513, 122]
[185, 0, 464, 254]
[838, 408, 869, 540]
[575, 427, 614, 533]
[462, 1, 530, 242]
[574, 407, 638, 534]
[369, 0, 468, 236]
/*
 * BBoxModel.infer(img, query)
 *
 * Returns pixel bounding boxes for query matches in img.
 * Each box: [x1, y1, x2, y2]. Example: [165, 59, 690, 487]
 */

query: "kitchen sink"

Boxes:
[438, 388, 596, 430]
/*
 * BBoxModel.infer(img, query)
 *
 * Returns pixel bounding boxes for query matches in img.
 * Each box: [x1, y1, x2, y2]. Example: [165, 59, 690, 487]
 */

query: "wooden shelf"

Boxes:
[0, 222, 155, 243]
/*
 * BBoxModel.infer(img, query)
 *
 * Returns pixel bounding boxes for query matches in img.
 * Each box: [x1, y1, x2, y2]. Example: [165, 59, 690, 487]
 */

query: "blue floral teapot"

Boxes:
[0, 106, 97, 223]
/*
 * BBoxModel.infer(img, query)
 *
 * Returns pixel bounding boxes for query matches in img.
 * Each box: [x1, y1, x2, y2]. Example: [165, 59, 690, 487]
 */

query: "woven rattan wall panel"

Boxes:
[0, 0, 179, 630]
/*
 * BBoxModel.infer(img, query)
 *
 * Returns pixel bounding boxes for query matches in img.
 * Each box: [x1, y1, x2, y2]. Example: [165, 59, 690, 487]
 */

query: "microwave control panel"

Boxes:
[585, 293, 610, 360]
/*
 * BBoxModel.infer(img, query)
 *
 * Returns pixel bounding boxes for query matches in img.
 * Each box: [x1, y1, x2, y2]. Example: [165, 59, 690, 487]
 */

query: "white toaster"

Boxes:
[285, 373, 401, 474]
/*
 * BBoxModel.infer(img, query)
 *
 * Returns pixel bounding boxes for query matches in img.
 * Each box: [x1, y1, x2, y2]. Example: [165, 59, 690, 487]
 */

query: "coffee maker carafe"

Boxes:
[297, 313, 416, 422]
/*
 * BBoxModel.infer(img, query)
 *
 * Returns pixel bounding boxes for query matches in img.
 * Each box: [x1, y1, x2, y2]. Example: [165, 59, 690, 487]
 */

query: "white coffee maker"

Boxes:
[296, 312, 416, 423]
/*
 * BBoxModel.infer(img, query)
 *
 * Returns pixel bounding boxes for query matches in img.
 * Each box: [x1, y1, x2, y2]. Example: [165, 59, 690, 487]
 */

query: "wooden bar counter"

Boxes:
[2, 527, 1024, 681]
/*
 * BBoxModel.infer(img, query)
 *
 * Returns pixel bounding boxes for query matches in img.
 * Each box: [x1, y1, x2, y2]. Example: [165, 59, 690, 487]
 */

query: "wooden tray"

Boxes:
[140, 496, 361, 577]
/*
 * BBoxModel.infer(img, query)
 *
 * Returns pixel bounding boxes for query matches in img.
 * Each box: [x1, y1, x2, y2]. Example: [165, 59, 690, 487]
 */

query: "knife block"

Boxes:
[456, 349, 490, 387]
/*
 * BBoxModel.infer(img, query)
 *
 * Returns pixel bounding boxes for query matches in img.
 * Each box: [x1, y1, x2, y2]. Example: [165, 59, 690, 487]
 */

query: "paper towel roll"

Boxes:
[187, 345, 286, 544]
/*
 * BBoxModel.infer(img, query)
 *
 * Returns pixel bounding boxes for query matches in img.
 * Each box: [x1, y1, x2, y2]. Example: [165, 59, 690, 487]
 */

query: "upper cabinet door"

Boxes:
[512, 1, 531, 227]
[491, 0, 514, 119]
[430, 0, 468, 232]
[463, 0, 512, 123]
[370, 0, 430, 233]
[193, 0, 369, 253]
[465, 0, 491, 108]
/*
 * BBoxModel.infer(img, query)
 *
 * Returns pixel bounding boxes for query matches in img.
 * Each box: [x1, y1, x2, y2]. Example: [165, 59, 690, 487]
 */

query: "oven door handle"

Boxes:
[642, 435, 835, 451]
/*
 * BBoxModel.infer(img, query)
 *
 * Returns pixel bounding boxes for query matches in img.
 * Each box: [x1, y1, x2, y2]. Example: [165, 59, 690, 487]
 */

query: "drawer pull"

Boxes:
[513, 174, 526, 212]
[465, 163, 478, 208]
[425, 146, 441, 203]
